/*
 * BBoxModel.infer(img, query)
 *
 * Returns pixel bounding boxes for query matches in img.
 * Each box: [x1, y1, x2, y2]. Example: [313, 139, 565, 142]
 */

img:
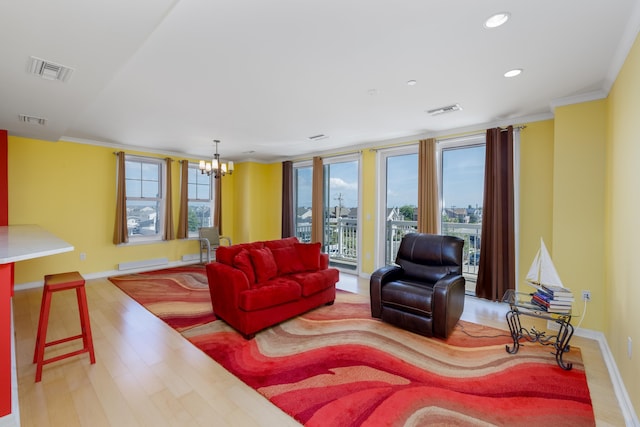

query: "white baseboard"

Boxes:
[182, 253, 201, 262]
[118, 257, 168, 271]
[588, 329, 640, 426]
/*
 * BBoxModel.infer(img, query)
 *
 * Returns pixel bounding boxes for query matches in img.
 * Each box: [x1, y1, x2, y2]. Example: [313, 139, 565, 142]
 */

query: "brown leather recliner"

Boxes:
[370, 233, 465, 339]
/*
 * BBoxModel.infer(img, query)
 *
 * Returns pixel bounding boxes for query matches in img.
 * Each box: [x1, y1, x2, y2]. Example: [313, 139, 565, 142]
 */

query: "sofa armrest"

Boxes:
[431, 274, 466, 338]
[320, 253, 329, 270]
[205, 262, 250, 317]
[369, 265, 403, 318]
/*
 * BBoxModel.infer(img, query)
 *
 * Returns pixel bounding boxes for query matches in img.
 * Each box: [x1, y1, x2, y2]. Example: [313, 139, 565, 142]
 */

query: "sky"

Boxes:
[295, 146, 485, 209]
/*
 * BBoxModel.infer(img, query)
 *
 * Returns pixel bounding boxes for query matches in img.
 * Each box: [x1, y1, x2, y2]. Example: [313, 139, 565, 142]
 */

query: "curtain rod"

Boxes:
[113, 151, 174, 161]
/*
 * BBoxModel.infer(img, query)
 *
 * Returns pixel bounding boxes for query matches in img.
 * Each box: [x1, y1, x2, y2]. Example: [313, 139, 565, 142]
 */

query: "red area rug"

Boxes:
[109, 266, 595, 426]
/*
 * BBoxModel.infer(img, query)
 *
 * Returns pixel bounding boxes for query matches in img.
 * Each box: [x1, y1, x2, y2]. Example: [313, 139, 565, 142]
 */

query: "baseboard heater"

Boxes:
[118, 257, 169, 271]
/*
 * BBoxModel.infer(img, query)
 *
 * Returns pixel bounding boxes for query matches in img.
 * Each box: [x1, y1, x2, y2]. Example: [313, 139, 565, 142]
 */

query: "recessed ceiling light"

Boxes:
[484, 12, 510, 29]
[504, 68, 522, 78]
[407, 80, 417, 86]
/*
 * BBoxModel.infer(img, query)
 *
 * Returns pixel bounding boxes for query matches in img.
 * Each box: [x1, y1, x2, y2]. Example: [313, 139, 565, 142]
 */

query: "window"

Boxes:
[125, 155, 165, 241]
[377, 136, 487, 293]
[323, 156, 359, 271]
[377, 146, 418, 265]
[439, 135, 486, 286]
[292, 155, 361, 272]
[293, 162, 312, 242]
[187, 164, 213, 237]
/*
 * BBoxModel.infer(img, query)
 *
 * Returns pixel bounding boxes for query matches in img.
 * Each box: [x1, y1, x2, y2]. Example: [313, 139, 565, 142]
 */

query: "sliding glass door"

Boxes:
[379, 147, 418, 265]
[293, 155, 360, 272]
[293, 162, 313, 242]
[439, 135, 486, 292]
[323, 156, 359, 272]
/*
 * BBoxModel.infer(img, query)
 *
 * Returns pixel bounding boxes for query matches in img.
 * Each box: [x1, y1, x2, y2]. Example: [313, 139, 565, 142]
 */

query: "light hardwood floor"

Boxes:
[12, 273, 626, 426]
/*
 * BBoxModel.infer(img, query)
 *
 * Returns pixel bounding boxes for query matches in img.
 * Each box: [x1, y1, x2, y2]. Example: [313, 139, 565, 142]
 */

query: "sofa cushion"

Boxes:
[217, 242, 264, 266]
[295, 242, 322, 271]
[264, 236, 299, 250]
[249, 247, 278, 282]
[233, 249, 256, 284]
[239, 278, 301, 311]
[288, 268, 339, 297]
[272, 246, 306, 275]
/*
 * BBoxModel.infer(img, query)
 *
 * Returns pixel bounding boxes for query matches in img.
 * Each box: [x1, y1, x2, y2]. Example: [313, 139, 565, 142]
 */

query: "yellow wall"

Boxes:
[552, 100, 608, 331]
[518, 120, 555, 287]
[8, 137, 200, 284]
[606, 31, 640, 414]
[360, 149, 377, 273]
[229, 161, 282, 244]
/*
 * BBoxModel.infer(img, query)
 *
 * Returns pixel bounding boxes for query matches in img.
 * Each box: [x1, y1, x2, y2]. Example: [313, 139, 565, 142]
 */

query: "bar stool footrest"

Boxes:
[44, 334, 84, 348]
[42, 348, 92, 366]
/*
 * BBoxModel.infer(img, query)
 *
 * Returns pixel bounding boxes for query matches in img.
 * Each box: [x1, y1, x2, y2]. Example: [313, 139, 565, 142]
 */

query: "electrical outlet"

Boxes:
[80, 252, 86, 261]
[629, 337, 633, 359]
[581, 290, 591, 301]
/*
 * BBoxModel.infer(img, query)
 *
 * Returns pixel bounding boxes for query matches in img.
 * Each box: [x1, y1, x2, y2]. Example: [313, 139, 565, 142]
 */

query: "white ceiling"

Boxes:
[2, 0, 640, 162]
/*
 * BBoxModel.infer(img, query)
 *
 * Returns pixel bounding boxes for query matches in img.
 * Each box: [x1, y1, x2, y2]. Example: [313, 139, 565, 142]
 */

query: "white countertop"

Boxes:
[0, 225, 74, 264]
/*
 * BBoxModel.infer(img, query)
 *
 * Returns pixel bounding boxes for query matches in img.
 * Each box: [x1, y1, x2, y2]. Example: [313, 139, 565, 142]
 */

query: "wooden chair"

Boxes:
[198, 227, 231, 263]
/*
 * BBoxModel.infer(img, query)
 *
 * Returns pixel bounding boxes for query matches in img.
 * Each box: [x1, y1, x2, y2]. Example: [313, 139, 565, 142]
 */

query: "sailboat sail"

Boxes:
[525, 238, 564, 288]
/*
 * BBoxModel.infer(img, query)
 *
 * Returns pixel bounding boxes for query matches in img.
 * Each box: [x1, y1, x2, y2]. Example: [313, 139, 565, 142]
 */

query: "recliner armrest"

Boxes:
[431, 273, 466, 338]
[369, 265, 403, 318]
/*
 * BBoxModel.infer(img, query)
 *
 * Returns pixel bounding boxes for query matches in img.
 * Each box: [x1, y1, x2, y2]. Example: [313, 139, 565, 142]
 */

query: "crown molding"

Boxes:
[549, 89, 608, 112]
[61, 136, 207, 160]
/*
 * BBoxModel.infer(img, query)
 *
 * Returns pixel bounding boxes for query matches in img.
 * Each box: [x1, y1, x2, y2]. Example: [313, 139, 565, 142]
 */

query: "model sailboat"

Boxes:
[525, 238, 565, 290]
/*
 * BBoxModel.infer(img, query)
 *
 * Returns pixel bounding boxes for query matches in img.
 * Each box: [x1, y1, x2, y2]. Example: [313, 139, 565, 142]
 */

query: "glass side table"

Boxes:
[502, 289, 575, 370]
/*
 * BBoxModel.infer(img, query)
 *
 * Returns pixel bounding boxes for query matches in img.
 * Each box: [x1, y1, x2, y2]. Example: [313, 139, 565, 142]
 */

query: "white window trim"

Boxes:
[124, 154, 166, 243]
[187, 162, 213, 238]
[375, 145, 418, 268]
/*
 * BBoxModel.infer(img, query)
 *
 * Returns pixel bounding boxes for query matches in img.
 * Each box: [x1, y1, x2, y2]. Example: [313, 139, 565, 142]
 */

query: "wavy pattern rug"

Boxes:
[109, 266, 595, 426]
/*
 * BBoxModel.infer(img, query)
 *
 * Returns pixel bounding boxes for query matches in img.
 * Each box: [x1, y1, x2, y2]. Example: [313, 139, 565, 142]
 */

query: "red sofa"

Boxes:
[205, 237, 339, 338]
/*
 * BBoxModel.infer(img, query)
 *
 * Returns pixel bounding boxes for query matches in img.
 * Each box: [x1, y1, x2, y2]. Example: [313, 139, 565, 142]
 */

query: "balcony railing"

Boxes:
[296, 220, 481, 280]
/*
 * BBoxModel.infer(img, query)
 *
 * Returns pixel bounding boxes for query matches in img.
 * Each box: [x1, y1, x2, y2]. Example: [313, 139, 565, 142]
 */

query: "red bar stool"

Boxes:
[33, 271, 96, 382]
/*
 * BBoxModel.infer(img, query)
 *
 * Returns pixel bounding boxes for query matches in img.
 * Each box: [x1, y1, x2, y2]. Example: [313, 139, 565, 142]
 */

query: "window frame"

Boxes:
[292, 160, 313, 243]
[375, 145, 419, 267]
[186, 162, 213, 238]
[124, 154, 165, 243]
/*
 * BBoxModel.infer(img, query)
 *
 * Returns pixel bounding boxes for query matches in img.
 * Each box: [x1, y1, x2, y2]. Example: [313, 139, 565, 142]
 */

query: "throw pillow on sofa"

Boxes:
[233, 249, 256, 284]
[264, 236, 299, 250]
[217, 241, 263, 266]
[249, 247, 278, 283]
[294, 242, 321, 271]
[271, 246, 306, 275]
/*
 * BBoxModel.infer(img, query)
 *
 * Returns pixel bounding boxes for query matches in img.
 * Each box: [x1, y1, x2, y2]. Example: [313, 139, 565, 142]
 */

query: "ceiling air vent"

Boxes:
[27, 56, 74, 82]
[19, 114, 47, 125]
[427, 103, 462, 116]
[308, 134, 328, 141]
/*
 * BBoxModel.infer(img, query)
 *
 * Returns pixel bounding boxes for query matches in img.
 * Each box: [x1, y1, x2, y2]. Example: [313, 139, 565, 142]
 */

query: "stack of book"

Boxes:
[530, 284, 574, 313]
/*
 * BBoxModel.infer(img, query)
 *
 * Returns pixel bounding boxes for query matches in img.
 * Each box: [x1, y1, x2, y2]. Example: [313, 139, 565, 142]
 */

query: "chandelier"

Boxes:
[199, 139, 234, 178]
